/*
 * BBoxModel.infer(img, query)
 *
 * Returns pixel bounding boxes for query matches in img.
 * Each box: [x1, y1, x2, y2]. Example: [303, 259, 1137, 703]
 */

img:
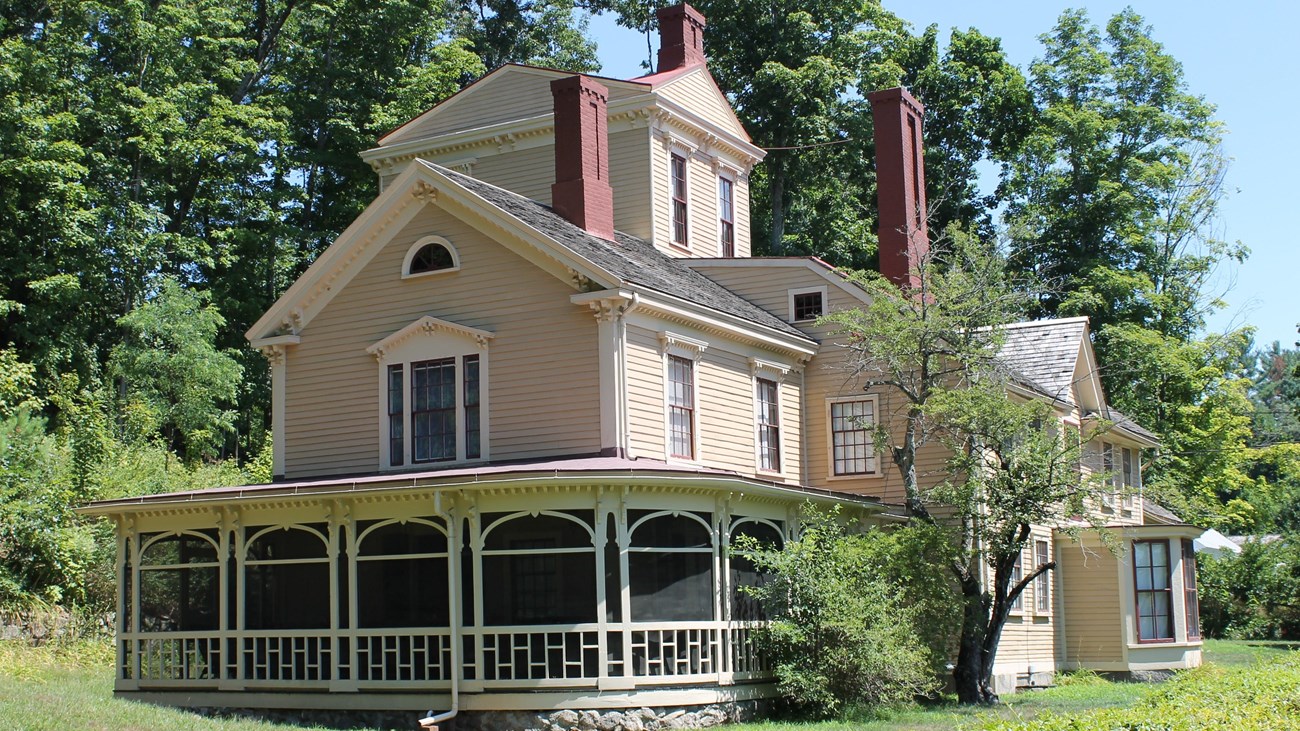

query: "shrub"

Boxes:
[734, 509, 944, 717]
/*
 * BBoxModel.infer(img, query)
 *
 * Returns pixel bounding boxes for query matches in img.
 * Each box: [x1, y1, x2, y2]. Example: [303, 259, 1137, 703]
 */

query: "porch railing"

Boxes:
[120, 621, 769, 690]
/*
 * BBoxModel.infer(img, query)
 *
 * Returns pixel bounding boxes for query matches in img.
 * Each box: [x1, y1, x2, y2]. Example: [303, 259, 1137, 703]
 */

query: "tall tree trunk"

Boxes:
[768, 152, 785, 254]
[953, 574, 996, 704]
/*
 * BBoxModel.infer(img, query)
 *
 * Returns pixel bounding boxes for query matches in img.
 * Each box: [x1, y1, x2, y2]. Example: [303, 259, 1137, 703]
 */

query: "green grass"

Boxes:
[0, 639, 1295, 731]
[0, 641, 385, 731]
[734, 640, 1300, 731]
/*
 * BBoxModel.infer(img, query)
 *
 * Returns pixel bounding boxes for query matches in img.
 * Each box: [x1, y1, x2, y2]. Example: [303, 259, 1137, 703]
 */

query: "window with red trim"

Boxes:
[718, 176, 734, 256]
[668, 355, 695, 459]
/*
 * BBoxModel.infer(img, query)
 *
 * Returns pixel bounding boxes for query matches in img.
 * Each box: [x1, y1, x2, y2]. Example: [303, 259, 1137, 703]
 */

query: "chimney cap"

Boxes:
[867, 86, 925, 116]
[656, 2, 707, 26]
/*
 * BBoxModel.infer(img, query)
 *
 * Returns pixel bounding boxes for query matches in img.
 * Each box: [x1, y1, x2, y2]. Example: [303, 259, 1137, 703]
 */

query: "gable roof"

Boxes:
[247, 159, 811, 349]
[632, 64, 750, 141]
[434, 164, 806, 339]
[377, 64, 651, 147]
[998, 317, 1089, 401]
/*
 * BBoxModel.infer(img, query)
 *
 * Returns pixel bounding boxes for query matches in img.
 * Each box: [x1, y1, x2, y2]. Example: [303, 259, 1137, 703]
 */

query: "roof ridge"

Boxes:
[1001, 315, 1091, 330]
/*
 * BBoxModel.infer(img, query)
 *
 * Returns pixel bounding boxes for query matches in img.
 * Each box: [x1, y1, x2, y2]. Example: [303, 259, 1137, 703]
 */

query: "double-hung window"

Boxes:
[387, 355, 482, 466]
[718, 176, 734, 256]
[755, 377, 780, 472]
[671, 153, 689, 247]
[371, 315, 491, 470]
[828, 397, 878, 476]
[668, 355, 696, 459]
[1134, 539, 1174, 642]
[1034, 539, 1051, 614]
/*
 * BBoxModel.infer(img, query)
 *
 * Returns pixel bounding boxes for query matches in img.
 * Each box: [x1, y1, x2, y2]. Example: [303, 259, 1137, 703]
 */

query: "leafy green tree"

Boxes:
[1198, 536, 1300, 640]
[734, 509, 942, 716]
[1249, 343, 1300, 446]
[109, 279, 242, 462]
[828, 231, 1111, 704]
[452, 0, 599, 72]
[1005, 9, 1230, 336]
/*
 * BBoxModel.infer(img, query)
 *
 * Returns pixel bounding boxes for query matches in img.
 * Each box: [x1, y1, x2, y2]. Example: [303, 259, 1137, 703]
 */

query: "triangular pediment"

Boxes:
[648, 65, 750, 141]
[245, 163, 619, 344]
[367, 316, 494, 361]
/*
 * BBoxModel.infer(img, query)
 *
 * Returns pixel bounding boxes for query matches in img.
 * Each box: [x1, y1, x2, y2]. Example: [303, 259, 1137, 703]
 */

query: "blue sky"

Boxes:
[589, 2, 1298, 349]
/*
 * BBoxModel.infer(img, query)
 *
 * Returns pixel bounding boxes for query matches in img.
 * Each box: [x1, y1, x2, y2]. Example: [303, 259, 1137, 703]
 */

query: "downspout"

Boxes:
[421, 492, 461, 729]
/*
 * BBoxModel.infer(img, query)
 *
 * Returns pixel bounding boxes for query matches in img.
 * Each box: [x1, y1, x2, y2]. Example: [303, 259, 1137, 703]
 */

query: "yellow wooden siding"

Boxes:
[650, 142, 671, 251]
[384, 67, 647, 145]
[464, 145, 554, 205]
[732, 174, 752, 258]
[1056, 536, 1123, 664]
[780, 373, 803, 481]
[992, 527, 1060, 673]
[609, 127, 654, 241]
[655, 69, 747, 138]
[398, 70, 555, 141]
[697, 347, 756, 473]
[283, 204, 601, 478]
[625, 324, 667, 458]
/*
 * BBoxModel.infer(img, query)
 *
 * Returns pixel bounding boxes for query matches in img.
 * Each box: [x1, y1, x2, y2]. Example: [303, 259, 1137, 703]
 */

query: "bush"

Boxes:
[1199, 536, 1300, 640]
[734, 509, 945, 717]
[974, 651, 1300, 730]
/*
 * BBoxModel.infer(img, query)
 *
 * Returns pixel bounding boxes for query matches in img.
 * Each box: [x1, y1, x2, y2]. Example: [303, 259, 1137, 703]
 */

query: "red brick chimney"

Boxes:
[551, 74, 615, 241]
[656, 4, 707, 73]
[868, 87, 929, 289]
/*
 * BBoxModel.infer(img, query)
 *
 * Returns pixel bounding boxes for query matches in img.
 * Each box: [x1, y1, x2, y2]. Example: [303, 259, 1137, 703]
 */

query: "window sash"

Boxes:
[387, 364, 405, 466]
[718, 176, 734, 257]
[1134, 540, 1174, 641]
[1034, 540, 1050, 613]
[792, 292, 823, 321]
[756, 378, 780, 472]
[830, 400, 875, 475]
[464, 354, 481, 460]
[411, 358, 457, 463]
[1182, 538, 1201, 639]
[668, 355, 695, 459]
[671, 154, 688, 246]
[1010, 551, 1023, 611]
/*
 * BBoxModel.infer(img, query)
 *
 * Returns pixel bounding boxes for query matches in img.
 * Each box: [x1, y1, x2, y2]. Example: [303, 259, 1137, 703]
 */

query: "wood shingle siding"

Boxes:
[283, 205, 601, 478]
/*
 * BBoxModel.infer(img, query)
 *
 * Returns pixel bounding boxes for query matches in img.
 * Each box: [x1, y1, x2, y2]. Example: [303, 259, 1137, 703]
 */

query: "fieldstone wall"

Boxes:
[187, 700, 769, 731]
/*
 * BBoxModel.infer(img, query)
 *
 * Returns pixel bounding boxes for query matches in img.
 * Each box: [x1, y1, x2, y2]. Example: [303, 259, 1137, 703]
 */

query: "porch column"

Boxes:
[115, 516, 136, 691]
[327, 501, 355, 691]
[217, 510, 237, 688]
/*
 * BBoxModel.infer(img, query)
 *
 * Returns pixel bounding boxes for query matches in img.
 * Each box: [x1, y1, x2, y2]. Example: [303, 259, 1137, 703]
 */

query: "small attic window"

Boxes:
[788, 286, 827, 322]
[402, 236, 460, 279]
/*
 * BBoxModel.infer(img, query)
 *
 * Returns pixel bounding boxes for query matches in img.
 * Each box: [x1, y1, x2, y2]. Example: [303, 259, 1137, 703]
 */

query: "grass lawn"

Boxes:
[733, 639, 1299, 731]
[0, 639, 1295, 731]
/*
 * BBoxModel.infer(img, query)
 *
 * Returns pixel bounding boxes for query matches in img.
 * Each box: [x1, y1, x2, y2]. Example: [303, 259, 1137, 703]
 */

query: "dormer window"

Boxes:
[788, 286, 827, 322]
[402, 236, 460, 278]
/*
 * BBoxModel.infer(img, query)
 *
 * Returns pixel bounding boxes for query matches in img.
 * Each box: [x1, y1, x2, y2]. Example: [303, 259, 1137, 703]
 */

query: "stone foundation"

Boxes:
[187, 700, 769, 731]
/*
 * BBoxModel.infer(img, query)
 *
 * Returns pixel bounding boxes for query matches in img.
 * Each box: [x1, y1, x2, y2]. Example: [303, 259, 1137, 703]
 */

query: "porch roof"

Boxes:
[79, 455, 899, 516]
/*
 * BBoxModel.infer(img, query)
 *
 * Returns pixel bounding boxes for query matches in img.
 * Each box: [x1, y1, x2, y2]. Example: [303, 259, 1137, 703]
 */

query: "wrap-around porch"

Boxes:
[110, 479, 805, 706]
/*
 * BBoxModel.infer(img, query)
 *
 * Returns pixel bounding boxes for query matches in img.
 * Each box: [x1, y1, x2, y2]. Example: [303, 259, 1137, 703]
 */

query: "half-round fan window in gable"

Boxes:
[402, 236, 459, 278]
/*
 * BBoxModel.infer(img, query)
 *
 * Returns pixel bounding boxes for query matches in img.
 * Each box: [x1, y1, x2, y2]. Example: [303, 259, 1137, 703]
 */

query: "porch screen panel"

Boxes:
[138, 532, 220, 632]
[245, 525, 330, 630]
[729, 521, 782, 622]
[356, 520, 450, 628]
[1134, 540, 1173, 641]
[629, 512, 713, 621]
[481, 512, 596, 625]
